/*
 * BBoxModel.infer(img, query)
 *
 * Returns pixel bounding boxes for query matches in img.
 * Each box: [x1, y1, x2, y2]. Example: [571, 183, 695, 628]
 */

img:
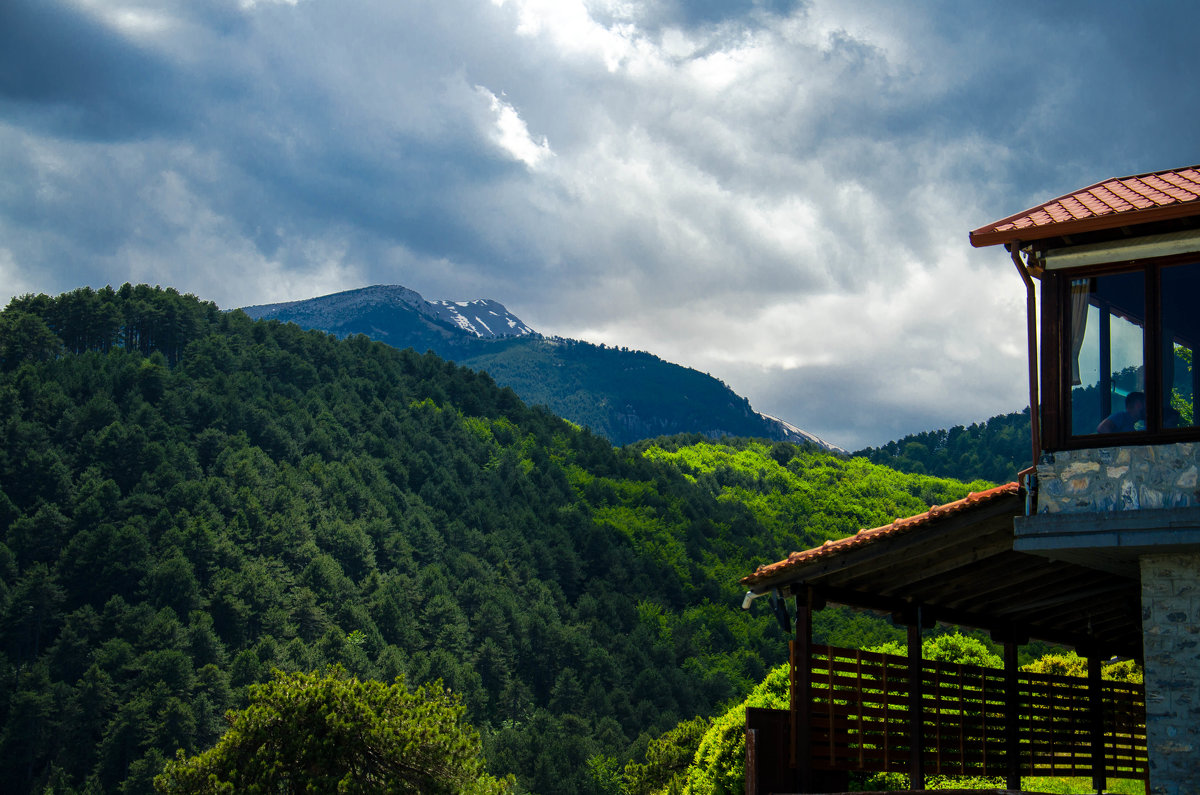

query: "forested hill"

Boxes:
[239, 285, 835, 449]
[1, 285, 989, 794]
[855, 408, 1033, 484]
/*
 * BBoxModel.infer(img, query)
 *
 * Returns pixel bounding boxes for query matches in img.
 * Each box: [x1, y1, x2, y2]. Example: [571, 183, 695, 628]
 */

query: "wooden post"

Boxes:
[1088, 650, 1106, 794]
[1004, 640, 1021, 791]
[745, 727, 758, 795]
[792, 588, 813, 792]
[907, 608, 925, 791]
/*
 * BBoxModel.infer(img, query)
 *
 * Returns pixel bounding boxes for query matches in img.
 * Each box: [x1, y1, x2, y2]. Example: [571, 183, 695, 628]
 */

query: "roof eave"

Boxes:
[740, 483, 1022, 590]
[970, 196, 1200, 249]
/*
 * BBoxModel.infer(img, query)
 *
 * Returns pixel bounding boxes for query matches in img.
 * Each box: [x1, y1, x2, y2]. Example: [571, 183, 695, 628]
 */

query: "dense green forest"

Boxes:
[0, 285, 992, 793]
[855, 409, 1032, 484]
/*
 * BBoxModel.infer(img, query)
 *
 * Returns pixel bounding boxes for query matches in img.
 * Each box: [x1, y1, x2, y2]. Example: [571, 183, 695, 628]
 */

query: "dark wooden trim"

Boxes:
[1053, 425, 1200, 451]
[1146, 264, 1163, 433]
[1193, 339, 1200, 426]
[1041, 270, 1063, 449]
[1099, 295, 1113, 421]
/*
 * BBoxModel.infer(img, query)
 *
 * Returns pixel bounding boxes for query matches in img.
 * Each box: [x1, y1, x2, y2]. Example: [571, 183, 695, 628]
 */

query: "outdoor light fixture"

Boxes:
[741, 589, 769, 610]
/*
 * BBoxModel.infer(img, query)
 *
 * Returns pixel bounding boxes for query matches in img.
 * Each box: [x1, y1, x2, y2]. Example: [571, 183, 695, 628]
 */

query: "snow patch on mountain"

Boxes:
[759, 412, 848, 455]
[427, 299, 536, 338]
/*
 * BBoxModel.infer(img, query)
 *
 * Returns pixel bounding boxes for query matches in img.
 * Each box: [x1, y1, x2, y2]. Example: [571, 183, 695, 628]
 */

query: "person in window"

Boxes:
[1098, 391, 1146, 434]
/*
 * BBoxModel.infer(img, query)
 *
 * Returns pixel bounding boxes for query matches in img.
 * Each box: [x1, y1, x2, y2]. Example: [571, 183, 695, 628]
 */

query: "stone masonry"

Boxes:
[1036, 443, 1200, 514]
[1141, 552, 1200, 795]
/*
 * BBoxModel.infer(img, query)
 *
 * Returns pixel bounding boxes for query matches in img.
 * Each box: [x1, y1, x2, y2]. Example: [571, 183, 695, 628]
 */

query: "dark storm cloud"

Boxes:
[0, 0, 198, 139]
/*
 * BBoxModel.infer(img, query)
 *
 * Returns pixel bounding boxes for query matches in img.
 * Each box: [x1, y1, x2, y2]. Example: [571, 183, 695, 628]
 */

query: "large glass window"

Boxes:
[1060, 259, 1200, 442]
[1161, 263, 1200, 430]
[1069, 272, 1145, 436]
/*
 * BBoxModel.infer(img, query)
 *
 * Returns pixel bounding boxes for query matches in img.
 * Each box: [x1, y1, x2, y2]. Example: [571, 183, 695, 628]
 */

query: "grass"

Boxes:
[856, 772, 1146, 793]
[1021, 776, 1145, 794]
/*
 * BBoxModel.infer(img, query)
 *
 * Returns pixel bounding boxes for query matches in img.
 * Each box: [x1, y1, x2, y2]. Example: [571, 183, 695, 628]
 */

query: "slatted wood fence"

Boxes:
[797, 643, 1146, 780]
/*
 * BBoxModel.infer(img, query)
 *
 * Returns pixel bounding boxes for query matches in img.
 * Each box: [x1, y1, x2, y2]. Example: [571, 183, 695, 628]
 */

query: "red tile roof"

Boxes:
[970, 166, 1200, 248]
[740, 482, 1021, 588]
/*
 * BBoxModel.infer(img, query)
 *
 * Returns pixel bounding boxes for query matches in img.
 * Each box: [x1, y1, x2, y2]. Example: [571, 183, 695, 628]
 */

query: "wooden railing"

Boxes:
[798, 644, 1147, 781]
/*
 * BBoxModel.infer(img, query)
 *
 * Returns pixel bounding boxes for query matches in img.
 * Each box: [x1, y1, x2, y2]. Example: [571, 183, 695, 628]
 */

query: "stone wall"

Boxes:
[1141, 552, 1200, 795]
[1036, 443, 1200, 514]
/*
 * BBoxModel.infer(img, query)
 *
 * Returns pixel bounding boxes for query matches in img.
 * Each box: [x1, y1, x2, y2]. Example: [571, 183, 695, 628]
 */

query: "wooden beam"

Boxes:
[817, 584, 1143, 658]
[1004, 640, 1020, 791]
[1005, 588, 1138, 631]
[1088, 650, 1106, 794]
[908, 611, 925, 791]
[791, 588, 813, 793]
[745, 728, 759, 795]
[1041, 270, 1065, 450]
[882, 545, 1035, 596]
[986, 578, 1134, 618]
[903, 555, 1058, 606]
[872, 535, 1017, 596]
[965, 558, 1100, 603]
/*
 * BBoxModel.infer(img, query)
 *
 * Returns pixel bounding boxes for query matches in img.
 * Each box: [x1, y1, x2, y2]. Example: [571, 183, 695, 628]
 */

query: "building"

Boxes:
[741, 166, 1200, 794]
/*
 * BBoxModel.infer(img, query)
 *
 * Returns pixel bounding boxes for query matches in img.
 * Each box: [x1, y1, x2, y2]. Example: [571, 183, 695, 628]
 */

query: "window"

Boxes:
[1046, 257, 1200, 447]
[1068, 272, 1145, 436]
[1161, 263, 1200, 430]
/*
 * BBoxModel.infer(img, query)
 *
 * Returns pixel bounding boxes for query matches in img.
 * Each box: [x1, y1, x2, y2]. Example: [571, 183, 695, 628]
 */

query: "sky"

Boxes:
[2, 0, 1198, 450]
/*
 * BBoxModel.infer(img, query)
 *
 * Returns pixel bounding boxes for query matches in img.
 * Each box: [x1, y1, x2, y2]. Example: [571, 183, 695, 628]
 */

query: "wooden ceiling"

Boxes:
[742, 489, 1143, 659]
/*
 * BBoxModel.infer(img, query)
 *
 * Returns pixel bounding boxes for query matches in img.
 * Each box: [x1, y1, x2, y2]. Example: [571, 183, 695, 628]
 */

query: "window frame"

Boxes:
[1041, 251, 1200, 451]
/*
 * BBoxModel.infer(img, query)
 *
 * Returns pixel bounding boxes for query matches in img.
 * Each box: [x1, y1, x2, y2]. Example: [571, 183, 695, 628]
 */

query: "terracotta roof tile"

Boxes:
[970, 165, 1200, 247]
[740, 482, 1021, 587]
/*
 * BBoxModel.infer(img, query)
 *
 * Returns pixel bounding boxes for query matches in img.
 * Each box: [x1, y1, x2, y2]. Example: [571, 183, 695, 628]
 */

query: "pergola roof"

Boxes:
[969, 165, 1200, 248]
[741, 483, 1142, 658]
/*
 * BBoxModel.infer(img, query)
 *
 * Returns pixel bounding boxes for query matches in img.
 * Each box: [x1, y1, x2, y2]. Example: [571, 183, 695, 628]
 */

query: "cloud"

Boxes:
[476, 87, 554, 168]
[0, 248, 34, 307]
[2, 0, 1198, 448]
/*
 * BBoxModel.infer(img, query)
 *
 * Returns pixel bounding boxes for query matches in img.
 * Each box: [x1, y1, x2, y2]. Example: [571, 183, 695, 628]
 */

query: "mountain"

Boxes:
[0, 284, 983, 794]
[239, 286, 844, 452]
[241, 284, 535, 343]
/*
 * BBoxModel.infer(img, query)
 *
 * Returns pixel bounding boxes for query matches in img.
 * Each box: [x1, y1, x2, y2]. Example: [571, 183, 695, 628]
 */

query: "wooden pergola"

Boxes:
[740, 483, 1146, 794]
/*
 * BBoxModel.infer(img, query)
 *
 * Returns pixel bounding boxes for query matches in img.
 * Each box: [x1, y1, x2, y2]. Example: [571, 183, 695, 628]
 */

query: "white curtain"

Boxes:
[1069, 278, 1090, 386]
